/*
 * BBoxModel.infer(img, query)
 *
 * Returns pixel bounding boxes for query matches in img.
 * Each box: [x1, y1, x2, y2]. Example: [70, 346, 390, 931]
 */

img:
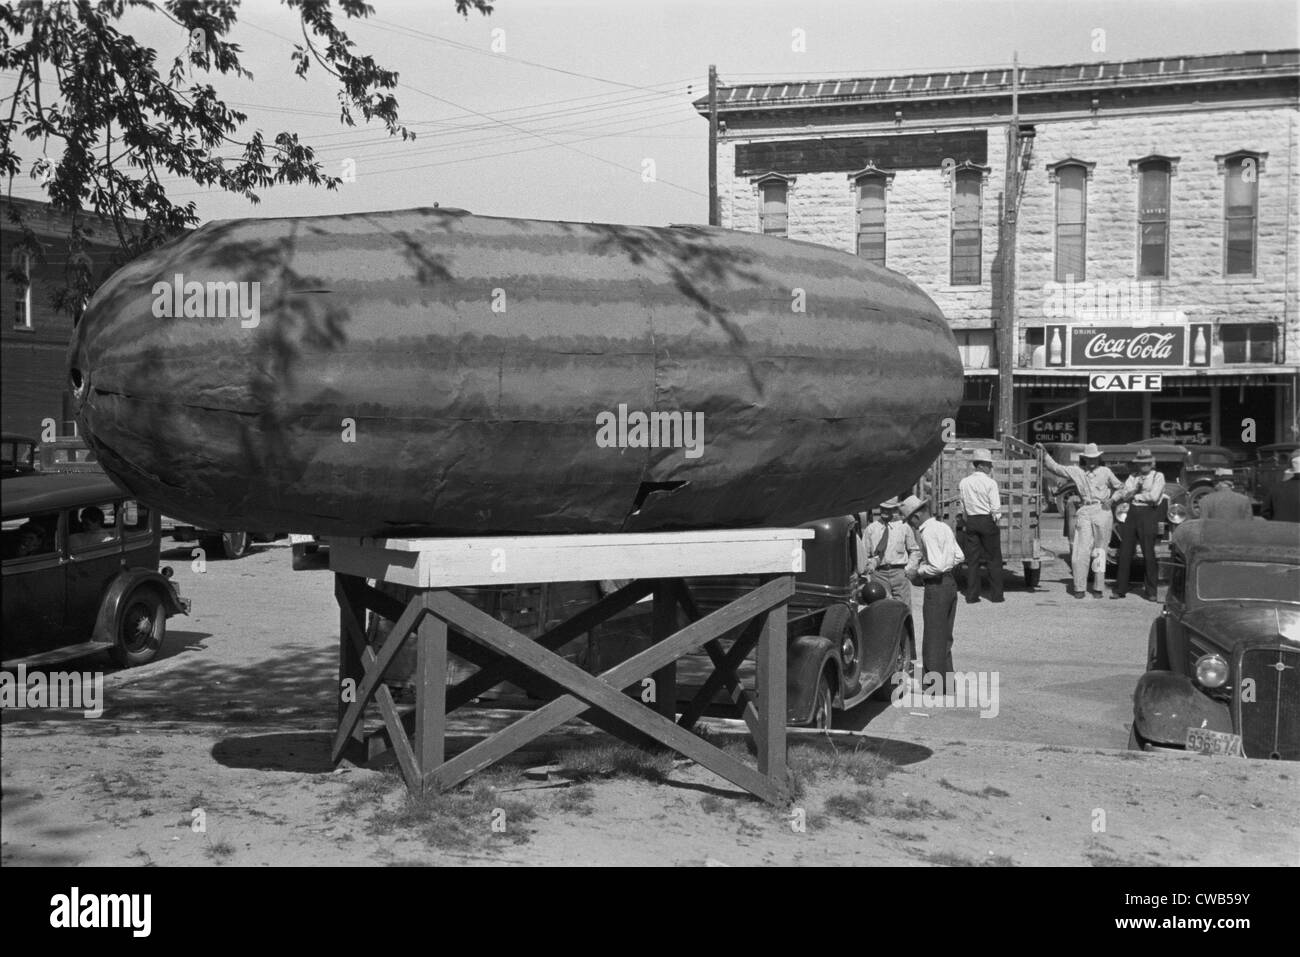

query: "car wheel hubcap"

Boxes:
[124, 604, 152, 651]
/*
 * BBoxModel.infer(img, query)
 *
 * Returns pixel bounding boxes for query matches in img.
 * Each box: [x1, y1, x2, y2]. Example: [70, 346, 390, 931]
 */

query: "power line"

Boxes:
[236, 15, 706, 198]
[364, 16, 696, 96]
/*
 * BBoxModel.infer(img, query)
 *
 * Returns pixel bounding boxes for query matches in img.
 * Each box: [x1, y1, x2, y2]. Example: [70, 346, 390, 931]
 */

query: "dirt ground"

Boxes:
[2, 536, 1297, 867]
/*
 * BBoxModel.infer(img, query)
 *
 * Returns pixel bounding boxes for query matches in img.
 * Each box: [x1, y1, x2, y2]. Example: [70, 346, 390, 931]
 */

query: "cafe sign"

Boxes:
[1045, 324, 1188, 368]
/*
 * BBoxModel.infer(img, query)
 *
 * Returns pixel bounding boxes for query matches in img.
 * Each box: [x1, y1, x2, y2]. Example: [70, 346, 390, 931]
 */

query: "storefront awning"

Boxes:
[1012, 367, 1297, 388]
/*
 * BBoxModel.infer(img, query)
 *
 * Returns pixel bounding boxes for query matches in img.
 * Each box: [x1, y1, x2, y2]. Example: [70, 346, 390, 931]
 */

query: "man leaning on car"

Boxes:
[1038, 442, 1120, 599]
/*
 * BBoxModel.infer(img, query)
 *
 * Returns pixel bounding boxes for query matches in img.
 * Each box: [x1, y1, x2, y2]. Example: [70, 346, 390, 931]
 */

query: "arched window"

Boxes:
[1217, 151, 1265, 276]
[1134, 158, 1173, 279]
[854, 174, 888, 265]
[10, 250, 32, 329]
[1049, 161, 1092, 283]
[753, 173, 792, 237]
[950, 168, 983, 285]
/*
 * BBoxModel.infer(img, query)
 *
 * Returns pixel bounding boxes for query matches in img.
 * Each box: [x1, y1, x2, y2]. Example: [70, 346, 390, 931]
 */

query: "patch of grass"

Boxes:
[883, 828, 927, 842]
[87, 770, 154, 801]
[984, 854, 1016, 867]
[553, 784, 596, 816]
[926, 850, 979, 866]
[722, 739, 757, 764]
[554, 743, 674, 784]
[368, 781, 537, 848]
[332, 770, 401, 817]
[788, 742, 896, 787]
[1084, 846, 1144, 867]
[938, 778, 1009, 799]
[700, 794, 727, 815]
[204, 840, 235, 863]
[1036, 745, 1072, 753]
[885, 796, 955, 821]
[824, 790, 879, 822]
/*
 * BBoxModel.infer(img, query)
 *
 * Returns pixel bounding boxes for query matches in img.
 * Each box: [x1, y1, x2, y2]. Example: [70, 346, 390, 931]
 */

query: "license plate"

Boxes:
[1185, 727, 1243, 756]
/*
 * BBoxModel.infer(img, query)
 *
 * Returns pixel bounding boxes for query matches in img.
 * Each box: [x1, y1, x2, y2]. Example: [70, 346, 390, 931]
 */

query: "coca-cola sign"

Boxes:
[1067, 325, 1187, 367]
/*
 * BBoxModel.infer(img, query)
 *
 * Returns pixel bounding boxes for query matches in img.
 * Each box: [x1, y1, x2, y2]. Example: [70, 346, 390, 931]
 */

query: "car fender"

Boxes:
[1132, 670, 1232, 746]
[853, 597, 912, 686]
[786, 635, 839, 725]
[92, 569, 186, 644]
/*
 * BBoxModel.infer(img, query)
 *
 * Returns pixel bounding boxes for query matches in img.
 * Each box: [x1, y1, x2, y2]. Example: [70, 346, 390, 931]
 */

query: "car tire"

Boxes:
[1127, 724, 1144, 752]
[221, 531, 250, 559]
[810, 670, 834, 731]
[872, 628, 916, 701]
[819, 604, 858, 690]
[1187, 485, 1212, 518]
[110, 589, 165, 667]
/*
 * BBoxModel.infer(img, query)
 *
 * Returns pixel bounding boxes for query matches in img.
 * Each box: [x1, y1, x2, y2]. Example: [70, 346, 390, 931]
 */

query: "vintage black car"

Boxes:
[684, 515, 915, 728]
[2, 471, 191, 668]
[1129, 519, 1299, 760]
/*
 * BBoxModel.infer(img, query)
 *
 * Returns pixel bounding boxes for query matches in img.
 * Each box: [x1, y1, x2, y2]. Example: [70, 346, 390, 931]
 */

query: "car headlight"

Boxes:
[1167, 503, 1188, 525]
[1195, 654, 1229, 689]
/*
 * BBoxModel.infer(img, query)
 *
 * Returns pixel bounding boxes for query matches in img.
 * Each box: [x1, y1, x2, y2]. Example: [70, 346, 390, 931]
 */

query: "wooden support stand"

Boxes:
[325, 529, 812, 805]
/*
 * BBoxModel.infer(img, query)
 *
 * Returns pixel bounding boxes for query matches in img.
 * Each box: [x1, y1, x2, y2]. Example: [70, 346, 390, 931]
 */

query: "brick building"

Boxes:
[698, 50, 1299, 454]
[1, 197, 140, 438]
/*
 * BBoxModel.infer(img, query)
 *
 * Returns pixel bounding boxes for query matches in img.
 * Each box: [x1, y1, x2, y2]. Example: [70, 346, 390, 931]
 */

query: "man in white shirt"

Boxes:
[899, 494, 964, 695]
[1114, 448, 1166, 601]
[858, 497, 921, 605]
[957, 448, 1004, 604]
[1039, 442, 1121, 598]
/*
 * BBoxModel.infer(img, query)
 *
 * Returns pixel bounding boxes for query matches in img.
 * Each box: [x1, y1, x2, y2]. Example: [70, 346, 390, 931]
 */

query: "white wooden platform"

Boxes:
[322, 528, 814, 587]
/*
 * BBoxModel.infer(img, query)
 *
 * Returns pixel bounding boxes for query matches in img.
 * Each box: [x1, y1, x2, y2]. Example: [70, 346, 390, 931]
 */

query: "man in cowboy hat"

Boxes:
[1262, 450, 1300, 522]
[1199, 468, 1254, 520]
[957, 448, 1004, 603]
[1114, 447, 1166, 601]
[1038, 442, 1121, 598]
[858, 497, 921, 605]
[900, 494, 965, 695]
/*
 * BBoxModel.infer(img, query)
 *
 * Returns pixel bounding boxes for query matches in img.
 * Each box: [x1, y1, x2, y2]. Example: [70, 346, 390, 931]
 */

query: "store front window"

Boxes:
[1026, 396, 1082, 443]
[957, 378, 996, 438]
[1086, 393, 1143, 445]
[1150, 388, 1212, 446]
[1219, 383, 1279, 456]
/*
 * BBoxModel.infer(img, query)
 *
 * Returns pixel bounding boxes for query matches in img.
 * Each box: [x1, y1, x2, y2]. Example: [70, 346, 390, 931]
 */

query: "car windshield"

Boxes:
[2, 441, 36, 472]
[1192, 451, 1233, 468]
[1196, 561, 1300, 603]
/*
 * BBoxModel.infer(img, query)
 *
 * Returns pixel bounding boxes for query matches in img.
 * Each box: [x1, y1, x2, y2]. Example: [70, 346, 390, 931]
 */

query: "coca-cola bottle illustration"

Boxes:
[1193, 326, 1207, 365]
[1049, 327, 1063, 365]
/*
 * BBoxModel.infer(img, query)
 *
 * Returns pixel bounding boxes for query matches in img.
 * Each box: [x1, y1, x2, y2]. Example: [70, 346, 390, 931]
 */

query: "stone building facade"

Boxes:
[699, 50, 1299, 455]
[1, 197, 139, 438]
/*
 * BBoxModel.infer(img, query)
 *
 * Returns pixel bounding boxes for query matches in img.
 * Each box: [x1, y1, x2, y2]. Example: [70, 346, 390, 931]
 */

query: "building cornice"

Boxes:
[716, 97, 1300, 143]
[695, 49, 1299, 118]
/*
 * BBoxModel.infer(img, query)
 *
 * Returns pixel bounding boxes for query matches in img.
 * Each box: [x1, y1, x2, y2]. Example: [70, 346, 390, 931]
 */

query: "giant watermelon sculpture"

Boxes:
[69, 208, 962, 537]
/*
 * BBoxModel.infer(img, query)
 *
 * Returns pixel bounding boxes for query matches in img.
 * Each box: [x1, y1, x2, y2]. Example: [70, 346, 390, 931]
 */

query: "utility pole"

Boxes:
[708, 64, 719, 226]
[997, 53, 1020, 439]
